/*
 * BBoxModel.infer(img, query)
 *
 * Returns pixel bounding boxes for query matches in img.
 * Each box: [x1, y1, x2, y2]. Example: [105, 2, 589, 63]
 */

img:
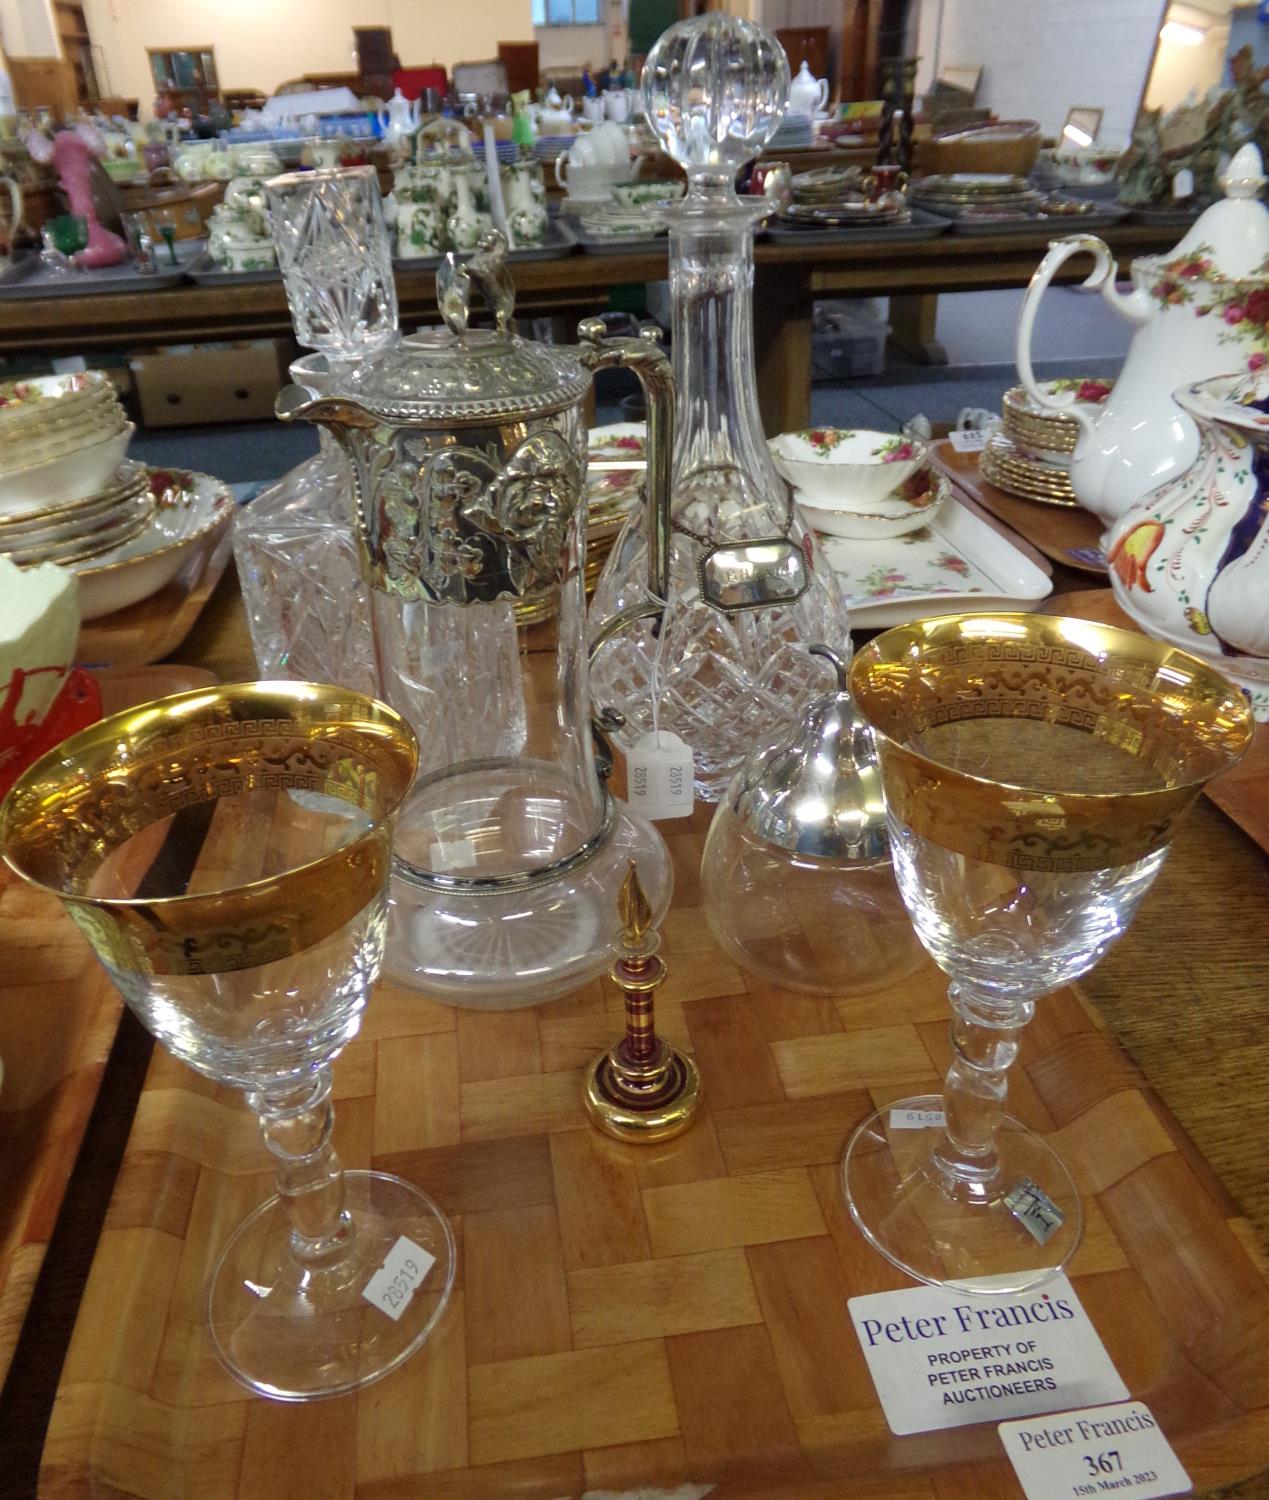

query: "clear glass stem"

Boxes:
[248, 1066, 355, 1266]
[930, 982, 1036, 1202]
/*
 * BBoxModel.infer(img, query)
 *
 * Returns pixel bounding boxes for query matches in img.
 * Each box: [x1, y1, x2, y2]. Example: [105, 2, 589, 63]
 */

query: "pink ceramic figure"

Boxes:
[25, 122, 128, 268]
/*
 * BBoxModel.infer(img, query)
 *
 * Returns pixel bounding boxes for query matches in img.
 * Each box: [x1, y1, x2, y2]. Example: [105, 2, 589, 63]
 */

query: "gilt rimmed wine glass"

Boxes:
[842, 613, 1252, 1294]
[0, 681, 456, 1399]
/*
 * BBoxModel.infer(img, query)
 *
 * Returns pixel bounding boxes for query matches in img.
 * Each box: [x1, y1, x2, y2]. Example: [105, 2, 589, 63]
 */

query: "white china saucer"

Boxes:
[70, 466, 234, 620]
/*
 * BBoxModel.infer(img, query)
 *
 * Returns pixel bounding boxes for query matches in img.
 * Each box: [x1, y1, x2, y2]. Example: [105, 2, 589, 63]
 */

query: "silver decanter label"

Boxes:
[697, 536, 812, 614]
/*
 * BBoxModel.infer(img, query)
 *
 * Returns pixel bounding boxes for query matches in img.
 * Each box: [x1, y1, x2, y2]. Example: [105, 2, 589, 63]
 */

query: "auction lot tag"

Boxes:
[949, 427, 989, 453]
[889, 1106, 945, 1129]
[998, 1401, 1191, 1500]
[628, 730, 695, 820]
[362, 1236, 436, 1322]
[847, 1273, 1128, 1435]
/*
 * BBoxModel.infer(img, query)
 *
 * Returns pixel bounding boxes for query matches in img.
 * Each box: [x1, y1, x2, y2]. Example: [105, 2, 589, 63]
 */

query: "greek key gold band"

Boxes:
[849, 614, 1253, 873]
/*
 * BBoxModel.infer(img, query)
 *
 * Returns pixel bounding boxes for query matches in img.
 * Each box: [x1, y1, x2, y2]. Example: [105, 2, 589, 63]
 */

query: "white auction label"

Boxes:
[627, 730, 695, 820]
[889, 1106, 946, 1129]
[998, 1401, 1191, 1500]
[362, 1236, 436, 1323]
[848, 1273, 1128, 1435]
[949, 427, 989, 453]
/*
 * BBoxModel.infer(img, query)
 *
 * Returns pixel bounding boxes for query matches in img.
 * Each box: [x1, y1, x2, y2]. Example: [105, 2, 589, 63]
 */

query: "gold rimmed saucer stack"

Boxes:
[981, 430, 1078, 505]
[0, 372, 135, 518]
[790, 164, 865, 203]
[1001, 378, 1112, 460]
[0, 460, 155, 566]
[910, 171, 1039, 217]
[780, 164, 911, 230]
[984, 377, 1118, 504]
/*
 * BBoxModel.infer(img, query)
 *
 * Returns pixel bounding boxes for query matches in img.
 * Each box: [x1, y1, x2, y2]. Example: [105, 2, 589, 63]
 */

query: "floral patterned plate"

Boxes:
[820, 492, 1052, 629]
[69, 467, 235, 621]
[586, 422, 645, 529]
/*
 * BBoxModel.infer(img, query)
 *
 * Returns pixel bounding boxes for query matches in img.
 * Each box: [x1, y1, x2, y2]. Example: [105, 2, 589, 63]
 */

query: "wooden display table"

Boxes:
[1, 561, 1266, 1496]
[0, 222, 1182, 436]
[27, 833, 1269, 1499]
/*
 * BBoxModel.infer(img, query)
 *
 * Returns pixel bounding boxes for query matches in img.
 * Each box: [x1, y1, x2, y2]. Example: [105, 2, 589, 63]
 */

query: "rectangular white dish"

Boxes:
[820, 494, 1052, 628]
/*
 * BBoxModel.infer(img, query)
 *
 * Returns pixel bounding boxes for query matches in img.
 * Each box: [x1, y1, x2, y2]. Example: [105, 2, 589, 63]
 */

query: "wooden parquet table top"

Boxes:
[32, 796, 1269, 1498]
[0, 666, 214, 1391]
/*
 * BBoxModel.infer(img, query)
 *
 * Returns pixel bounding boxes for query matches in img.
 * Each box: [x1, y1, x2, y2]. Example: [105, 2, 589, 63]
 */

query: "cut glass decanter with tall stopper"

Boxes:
[588, 14, 847, 800]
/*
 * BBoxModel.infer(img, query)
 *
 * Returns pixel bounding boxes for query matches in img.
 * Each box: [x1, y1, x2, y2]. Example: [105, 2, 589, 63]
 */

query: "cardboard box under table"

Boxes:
[129, 341, 285, 427]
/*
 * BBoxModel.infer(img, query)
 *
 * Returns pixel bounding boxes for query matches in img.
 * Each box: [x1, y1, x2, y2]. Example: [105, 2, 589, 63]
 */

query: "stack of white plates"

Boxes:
[576, 202, 668, 239]
[768, 112, 814, 150]
[0, 461, 154, 566]
[68, 465, 236, 621]
[533, 134, 576, 163]
[0, 373, 134, 517]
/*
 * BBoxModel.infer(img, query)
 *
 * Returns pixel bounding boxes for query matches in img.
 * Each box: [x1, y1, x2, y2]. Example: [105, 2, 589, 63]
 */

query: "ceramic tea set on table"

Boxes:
[205, 146, 283, 271]
[1012, 141, 1269, 715]
[389, 121, 549, 257]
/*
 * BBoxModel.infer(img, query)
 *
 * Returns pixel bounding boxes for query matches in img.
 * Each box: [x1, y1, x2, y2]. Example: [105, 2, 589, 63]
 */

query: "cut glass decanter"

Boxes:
[234, 354, 377, 690]
[588, 13, 847, 800]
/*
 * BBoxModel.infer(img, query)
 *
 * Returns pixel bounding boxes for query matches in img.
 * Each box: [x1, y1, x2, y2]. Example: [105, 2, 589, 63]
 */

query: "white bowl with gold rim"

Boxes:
[71, 467, 234, 619]
[0, 424, 134, 519]
[797, 465, 947, 538]
[769, 427, 926, 507]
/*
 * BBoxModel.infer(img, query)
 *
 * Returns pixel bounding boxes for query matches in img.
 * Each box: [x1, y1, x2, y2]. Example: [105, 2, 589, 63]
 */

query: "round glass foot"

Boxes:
[384, 799, 672, 1008]
[207, 1169, 456, 1401]
[841, 1095, 1082, 1295]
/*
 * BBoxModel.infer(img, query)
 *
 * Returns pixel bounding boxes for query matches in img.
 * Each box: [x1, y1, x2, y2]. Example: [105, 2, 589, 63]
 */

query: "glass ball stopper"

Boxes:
[641, 12, 790, 193]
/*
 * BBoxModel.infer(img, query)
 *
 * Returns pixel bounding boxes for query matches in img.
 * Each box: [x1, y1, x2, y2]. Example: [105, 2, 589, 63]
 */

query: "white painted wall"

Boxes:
[913, 0, 1168, 145]
[82, 0, 536, 110]
[536, 24, 609, 73]
[0, 0, 58, 57]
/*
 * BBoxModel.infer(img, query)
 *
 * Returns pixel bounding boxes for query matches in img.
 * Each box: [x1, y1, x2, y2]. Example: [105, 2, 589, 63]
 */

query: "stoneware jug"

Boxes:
[1016, 144, 1269, 526]
[1106, 367, 1269, 718]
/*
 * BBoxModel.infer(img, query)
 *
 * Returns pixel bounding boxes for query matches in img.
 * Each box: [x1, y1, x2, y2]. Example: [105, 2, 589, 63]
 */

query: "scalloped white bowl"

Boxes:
[770, 427, 926, 506]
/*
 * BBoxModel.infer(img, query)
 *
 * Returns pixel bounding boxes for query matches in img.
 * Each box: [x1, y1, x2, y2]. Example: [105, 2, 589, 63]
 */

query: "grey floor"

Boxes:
[130, 286, 1130, 483]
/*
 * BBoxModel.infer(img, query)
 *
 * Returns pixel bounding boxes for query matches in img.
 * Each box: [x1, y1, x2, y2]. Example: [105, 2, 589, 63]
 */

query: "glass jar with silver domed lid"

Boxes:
[278, 231, 680, 1008]
[701, 645, 923, 995]
[587, 13, 846, 802]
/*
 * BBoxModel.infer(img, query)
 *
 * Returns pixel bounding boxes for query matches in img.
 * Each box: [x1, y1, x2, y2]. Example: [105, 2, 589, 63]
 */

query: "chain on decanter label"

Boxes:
[627, 608, 695, 819]
[671, 470, 811, 614]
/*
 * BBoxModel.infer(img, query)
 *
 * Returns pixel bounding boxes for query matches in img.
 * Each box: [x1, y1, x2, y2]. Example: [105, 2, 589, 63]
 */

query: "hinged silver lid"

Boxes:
[727, 644, 890, 860]
[337, 231, 591, 426]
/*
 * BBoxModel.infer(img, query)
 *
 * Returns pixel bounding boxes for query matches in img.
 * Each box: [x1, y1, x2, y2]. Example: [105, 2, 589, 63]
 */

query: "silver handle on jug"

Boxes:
[577, 315, 674, 659]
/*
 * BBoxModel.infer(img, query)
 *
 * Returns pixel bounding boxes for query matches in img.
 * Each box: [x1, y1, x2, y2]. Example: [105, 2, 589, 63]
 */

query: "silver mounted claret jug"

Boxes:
[277, 231, 677, 1009]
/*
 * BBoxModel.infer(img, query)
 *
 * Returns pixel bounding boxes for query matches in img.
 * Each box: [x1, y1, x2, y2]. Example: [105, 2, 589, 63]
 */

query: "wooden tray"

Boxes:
[76, 520, 234, 670]
[928, 438, 1108, 576]
[0, 666, 215, 1390]
[36, 804, 1269, 1497]
[1045, 588, 1269, 858]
